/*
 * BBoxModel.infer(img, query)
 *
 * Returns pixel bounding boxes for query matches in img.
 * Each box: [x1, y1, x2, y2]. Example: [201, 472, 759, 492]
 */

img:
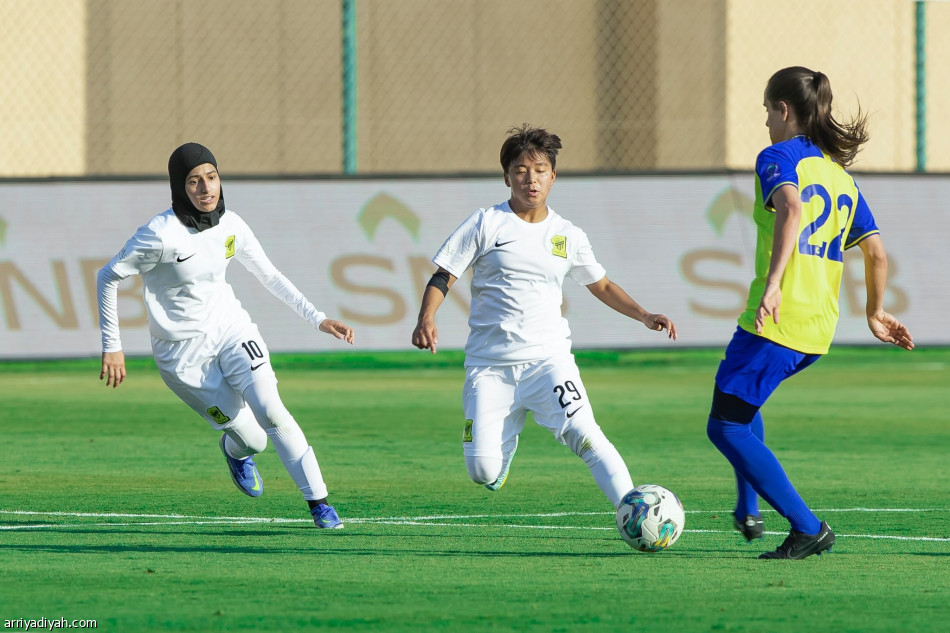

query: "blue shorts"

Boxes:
[714, 327, 821, 407]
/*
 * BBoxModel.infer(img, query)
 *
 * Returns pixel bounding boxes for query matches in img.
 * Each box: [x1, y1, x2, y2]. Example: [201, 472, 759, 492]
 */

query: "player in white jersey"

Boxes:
[411, 125, 678, 509]
[97, 143, 354, 529]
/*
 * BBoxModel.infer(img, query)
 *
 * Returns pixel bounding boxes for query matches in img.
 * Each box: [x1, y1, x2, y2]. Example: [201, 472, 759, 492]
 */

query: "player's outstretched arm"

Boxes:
[859, 235, 914, 350]
[100, 350, 126, 388]
[319, 319, 355, 344]
[586, 276, 677, 340]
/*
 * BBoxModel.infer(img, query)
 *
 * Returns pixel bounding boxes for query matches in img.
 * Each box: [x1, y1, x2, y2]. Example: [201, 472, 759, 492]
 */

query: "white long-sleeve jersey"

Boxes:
[433, 202, 606, 366]
[98, 209, 325, 352]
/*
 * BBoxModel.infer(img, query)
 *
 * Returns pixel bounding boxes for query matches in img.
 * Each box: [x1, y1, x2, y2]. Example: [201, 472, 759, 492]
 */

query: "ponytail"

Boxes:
[765, 67, 869, 168]
[812, 72, 833, 127]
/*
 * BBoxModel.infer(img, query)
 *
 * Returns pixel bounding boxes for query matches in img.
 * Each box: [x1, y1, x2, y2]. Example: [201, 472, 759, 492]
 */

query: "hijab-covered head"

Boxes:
[168, 142, 225, 231]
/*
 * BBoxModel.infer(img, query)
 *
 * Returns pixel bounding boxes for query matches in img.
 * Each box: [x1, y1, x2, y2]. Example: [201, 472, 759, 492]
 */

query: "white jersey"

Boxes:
[98, 209, 326, 352]
[433, 201, 606, 366]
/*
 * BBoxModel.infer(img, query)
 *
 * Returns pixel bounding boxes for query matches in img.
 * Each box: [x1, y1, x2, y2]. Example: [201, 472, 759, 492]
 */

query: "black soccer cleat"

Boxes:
[759, 521, 835, 560]
[734, 513, 764, 541]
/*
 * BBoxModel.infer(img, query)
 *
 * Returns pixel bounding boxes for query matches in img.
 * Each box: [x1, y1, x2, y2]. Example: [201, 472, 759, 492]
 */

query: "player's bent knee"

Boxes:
[256, 407, 295, 431]
[247, 397, 295, 431]
[244, 382, 295, 430]
[224, 425, 267, 456]
[563, 424, 609, 462]
[466, 455, 502, 485]
[706, 416, 752, 452]
[245, 434, 268, 455]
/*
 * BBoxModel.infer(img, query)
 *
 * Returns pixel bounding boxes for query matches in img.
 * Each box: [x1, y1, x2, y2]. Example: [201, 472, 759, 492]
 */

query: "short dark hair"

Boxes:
[499, 124, 563, 173]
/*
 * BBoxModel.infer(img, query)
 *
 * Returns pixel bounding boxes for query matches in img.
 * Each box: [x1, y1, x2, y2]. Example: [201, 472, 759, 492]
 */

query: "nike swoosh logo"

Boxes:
[177, 254, 195, 262]
[250, 362, 266, 371]
[494, 239, 515, 248]
[566, 405, 585, 418]
[251, 473, 262, 491]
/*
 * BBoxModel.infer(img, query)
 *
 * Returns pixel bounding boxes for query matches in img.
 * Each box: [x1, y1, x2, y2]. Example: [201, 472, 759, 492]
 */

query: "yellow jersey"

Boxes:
[738, 136, 880, 354]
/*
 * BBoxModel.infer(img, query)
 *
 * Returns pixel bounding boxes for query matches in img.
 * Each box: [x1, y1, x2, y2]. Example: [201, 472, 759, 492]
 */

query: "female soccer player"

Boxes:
[97, 142, 354, 528]
[411, 125, 677, 509]
[706, 67, 914, 559]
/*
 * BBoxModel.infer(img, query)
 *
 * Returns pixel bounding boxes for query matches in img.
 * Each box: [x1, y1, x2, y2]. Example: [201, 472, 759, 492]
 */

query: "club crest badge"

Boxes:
[225, 235, 236, 259]
[551, 235, 567, 258]
[207, 406, 231, 424]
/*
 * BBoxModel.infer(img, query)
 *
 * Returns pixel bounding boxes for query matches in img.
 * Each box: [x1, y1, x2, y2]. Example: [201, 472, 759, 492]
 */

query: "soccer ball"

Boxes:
[616, 484, 685, 552]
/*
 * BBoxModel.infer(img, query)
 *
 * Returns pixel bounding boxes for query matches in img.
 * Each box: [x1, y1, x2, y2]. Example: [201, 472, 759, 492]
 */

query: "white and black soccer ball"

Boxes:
[616, 484, 685, 552]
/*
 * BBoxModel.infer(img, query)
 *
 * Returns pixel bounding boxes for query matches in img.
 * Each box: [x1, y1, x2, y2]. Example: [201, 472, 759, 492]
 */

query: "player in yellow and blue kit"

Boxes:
[706, 67, 914, 559]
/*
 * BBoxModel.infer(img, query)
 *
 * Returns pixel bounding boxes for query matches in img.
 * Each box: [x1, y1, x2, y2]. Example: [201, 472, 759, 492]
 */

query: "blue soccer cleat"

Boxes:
[485, 437, 518, 491]
[311, 503, 344, 529]
[219, 435, 263, 497]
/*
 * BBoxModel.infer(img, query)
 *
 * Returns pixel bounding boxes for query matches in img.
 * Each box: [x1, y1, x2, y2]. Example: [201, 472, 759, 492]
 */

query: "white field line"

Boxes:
[4, 507, 943, 521]
[1, 508, 948, 542]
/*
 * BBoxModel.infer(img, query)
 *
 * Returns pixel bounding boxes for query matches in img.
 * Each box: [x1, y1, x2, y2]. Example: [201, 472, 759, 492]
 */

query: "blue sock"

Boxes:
[734, 412, 763, 519]
[707, 416, 821, 535]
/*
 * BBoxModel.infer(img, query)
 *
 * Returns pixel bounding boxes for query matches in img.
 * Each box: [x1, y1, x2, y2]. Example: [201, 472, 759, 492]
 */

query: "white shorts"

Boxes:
[152, 321, 278, 429]
[462, 355, 596, 459]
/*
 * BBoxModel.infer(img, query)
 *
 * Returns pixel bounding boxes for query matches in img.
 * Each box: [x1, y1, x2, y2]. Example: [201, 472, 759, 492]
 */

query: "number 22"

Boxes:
[797, 184, 853, 263]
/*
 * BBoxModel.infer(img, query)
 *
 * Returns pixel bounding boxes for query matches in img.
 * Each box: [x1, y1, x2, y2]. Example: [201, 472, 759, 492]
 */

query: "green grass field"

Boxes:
[1, 347, 947, 632]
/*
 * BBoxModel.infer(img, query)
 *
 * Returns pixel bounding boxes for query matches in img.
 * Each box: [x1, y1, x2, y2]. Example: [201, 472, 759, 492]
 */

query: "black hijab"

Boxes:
[168, 142, 226, 232]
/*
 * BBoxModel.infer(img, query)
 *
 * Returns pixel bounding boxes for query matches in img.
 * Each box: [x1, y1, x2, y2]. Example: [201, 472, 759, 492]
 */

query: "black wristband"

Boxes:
[426, 270, 451, 297]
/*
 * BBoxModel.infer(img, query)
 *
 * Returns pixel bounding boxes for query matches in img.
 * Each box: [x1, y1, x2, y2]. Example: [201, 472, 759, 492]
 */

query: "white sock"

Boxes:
[265, 426, 329, 501]
[564, 425, 633, 508]
[586, 450, 634, 509]
[223, 435, 251, 460]
[244, 381, 330, 501]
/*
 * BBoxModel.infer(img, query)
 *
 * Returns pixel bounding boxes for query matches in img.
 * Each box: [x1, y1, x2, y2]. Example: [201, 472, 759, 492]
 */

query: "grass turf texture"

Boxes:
[1, 347, 947, 632]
